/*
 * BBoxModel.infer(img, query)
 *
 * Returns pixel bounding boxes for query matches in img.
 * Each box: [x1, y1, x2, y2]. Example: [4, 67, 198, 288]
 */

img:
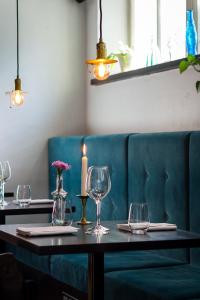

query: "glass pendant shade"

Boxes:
[7, 78, 26, 108]
[88, 57, 115, 81]
[92, 62, 110, 80]
[10, 90, 25, 107]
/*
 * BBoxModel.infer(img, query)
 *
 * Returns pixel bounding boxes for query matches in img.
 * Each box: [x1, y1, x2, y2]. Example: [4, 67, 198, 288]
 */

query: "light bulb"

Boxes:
[92, 63, 110, 80]
[10, 90, 24, 107]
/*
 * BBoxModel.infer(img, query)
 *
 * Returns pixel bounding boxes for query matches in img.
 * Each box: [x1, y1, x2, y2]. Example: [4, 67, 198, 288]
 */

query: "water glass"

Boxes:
[16, 185, 31, 207]
[128, 203, 150, 234]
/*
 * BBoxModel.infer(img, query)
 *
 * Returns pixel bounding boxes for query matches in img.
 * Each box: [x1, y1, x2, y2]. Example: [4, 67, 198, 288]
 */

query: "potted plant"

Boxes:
[109, 41, 133, 72]
[179, 54, 200, 92]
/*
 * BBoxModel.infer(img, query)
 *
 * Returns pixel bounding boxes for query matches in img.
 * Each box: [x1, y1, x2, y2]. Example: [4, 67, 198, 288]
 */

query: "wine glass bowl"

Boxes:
[86, 166, 111, 235]
[0, 161, 11, 206]
[2, 161, 11, 183]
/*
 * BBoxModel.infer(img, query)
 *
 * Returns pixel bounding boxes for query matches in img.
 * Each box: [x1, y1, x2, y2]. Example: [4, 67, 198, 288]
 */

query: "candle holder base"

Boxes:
[76, 195, 92, 225]
[77, 220, 92, 225]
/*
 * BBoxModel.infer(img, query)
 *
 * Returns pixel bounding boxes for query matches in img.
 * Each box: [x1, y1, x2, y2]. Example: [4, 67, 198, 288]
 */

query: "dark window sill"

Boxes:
[91, 57, 184, 86]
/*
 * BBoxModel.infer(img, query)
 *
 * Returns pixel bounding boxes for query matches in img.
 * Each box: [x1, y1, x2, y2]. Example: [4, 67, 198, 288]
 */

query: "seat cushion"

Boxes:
[128, 132, 190, 261]
[189, 131, 200, 265]
[50, 251, 185, 292]
[83, 134, 130, 221]
[104, 264, 200, 300]
[14, 246, 50, 274]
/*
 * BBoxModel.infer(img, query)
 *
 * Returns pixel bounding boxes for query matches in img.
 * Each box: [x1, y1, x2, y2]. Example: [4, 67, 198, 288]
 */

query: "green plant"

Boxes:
[179, 54, 200, 92]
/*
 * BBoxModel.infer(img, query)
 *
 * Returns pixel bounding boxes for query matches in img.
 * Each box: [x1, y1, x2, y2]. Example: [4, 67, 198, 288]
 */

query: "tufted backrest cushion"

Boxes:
[84, 134, 129, 221]
[128, 132, 190, 261]
[48, 136, 84, 221]
[189, 131, 200, 265]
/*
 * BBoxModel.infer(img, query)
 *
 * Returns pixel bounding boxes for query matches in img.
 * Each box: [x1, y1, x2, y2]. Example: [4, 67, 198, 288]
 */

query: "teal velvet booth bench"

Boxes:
[6, 131, 200, 300]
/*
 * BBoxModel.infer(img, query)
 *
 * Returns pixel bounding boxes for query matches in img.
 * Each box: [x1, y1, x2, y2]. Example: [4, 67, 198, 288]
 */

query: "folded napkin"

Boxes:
[16, 226, 79, 237]
[13, 199, 54, 205]
[117, 223, 177, 232]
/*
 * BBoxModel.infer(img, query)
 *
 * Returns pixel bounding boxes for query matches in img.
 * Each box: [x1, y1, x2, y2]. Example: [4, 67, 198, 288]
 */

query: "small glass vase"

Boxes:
[51, 174, 72, 226]
[116, 53, 133, 72]
[186, 10, 197, 55]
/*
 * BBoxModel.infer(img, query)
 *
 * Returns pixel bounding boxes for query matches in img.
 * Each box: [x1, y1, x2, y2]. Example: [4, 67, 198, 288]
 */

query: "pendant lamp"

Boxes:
[7, 0, 26, 107]
[86, 0, 117, 81]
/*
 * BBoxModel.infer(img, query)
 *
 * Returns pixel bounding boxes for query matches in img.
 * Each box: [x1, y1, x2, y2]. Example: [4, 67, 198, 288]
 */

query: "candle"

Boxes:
[81, 144, 88, 196]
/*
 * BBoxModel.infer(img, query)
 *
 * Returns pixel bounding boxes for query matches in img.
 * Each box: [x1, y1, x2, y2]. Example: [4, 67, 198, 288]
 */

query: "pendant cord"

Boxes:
[16, 0, 19, 78]
[99, 0, 102, 41]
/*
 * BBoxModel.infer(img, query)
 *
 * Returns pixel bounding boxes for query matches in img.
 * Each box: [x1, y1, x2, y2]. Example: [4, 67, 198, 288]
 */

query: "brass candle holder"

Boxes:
[76, 194, 92, 225]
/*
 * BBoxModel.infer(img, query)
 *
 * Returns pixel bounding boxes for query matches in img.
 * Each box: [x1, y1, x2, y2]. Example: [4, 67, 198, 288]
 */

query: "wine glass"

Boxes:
[86, 166, 111, 235]
[128, 203, 150, 234]
[0, 161, 11, 206]
[0, 162, 4, 206]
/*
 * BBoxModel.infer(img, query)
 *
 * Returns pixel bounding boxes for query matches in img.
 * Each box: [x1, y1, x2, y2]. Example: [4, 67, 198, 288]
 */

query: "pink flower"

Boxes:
[51, 161, 71, 174]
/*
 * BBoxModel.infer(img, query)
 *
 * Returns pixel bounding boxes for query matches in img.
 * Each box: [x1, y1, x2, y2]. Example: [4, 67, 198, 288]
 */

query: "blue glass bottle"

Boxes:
[186, 10, 197, 55]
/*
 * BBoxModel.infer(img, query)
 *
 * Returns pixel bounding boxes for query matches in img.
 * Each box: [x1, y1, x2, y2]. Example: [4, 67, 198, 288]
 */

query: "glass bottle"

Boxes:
[186, 10, 197, 55]
[51, 174, 72, 226]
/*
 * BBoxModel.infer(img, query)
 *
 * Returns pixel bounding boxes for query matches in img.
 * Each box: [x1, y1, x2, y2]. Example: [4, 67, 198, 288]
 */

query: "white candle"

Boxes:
[81, 144, 88, 196]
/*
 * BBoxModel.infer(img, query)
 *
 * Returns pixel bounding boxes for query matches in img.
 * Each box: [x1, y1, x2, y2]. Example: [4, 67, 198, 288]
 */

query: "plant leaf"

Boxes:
[179, 60, 189, 73]
[194, 58, 200, 65]
[196, 81, 200, 93]
[187, 54, 196, 63]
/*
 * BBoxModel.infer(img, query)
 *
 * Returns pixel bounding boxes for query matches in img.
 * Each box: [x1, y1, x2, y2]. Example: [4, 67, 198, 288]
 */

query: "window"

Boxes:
[130, 0, 199, 70]
[95, 0, 200, 82]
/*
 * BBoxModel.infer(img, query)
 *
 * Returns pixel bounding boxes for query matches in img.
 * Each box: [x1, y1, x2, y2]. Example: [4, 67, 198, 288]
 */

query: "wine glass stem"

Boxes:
[96, 200, 101, 227]
[0, 182, 5, 205]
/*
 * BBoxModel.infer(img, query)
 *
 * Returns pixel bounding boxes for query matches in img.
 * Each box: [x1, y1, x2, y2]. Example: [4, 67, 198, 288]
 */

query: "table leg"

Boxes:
[88, 252, 104, 300]
[0, 214, 5, 252]
[0, 214, 5, 225]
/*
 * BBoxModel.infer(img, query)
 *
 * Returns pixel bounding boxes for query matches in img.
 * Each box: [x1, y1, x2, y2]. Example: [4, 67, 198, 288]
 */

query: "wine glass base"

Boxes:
[86, 225, 110, 235]
[131, 229, 147, 235]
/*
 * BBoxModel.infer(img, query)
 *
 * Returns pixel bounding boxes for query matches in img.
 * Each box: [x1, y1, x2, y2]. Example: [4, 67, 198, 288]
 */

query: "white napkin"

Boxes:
[117, 223, 177, 232]
[16, 226, 79, 237]
[13, 199, 54, 205]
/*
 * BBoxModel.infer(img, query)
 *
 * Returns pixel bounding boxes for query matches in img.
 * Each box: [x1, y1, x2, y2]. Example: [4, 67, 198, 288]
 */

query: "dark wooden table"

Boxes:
[0, 221, 200, 300]
[0, 199, 54, 225]
[0, 199, 76, 225]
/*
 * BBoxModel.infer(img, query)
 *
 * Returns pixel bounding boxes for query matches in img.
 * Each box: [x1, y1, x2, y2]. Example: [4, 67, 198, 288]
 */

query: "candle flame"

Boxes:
[83, 144, 87, 156]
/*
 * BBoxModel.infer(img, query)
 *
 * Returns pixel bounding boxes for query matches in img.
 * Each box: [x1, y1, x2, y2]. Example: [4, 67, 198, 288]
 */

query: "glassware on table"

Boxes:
[16, 185, 31, 207]
[0, 162, 4, 206]
[128, 203, 150, 235]
[186, 9, 197, 55]
[86, 166, 111, 235]
[0, 161, 11, 206]
[51, 173, 73, 226]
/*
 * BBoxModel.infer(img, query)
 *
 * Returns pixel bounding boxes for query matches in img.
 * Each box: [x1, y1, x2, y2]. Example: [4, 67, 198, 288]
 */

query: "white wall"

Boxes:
[0, 0, 86, 218]
[86, 0, 200, 134]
